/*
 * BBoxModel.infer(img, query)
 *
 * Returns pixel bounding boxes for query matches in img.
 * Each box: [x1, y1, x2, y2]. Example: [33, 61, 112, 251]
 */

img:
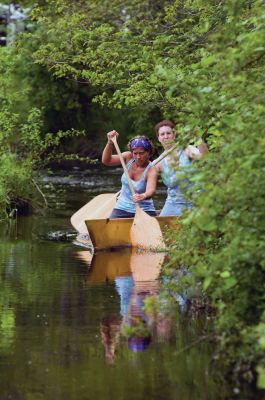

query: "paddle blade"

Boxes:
[71, 193, 117, 234]
[130, 250, 166, 281]
[92, 194, 118, 219]
[130, 208, 165, 250]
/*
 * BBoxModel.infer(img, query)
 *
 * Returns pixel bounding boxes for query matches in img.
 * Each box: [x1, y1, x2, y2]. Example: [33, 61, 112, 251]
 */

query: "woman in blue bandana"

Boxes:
[102, 130, 157, 218]
[153, 120, 208, 216]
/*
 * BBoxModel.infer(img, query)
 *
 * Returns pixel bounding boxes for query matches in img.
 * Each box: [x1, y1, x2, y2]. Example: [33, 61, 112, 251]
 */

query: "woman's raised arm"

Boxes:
[102, 130, 130, 166]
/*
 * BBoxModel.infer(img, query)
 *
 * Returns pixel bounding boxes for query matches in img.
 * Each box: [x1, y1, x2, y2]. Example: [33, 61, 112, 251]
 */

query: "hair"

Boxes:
[154, 120, 175, 136]
[127, 135, 154, 156]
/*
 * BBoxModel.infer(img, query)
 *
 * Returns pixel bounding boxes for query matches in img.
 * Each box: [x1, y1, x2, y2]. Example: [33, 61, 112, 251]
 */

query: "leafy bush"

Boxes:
[0, 47, 84, 216]
[165, 123, 265, 385]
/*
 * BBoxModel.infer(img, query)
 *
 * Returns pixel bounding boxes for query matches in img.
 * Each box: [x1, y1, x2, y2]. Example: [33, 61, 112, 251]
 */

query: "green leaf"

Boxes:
[220, 271, 231, 278]
[201, 55, 216, 67]
[257, 366, 265, 389]
[203, 276, 212, 291]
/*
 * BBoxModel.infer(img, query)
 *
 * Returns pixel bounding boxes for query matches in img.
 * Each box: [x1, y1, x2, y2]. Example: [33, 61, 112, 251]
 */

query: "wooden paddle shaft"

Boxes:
[70, 141, 178, 233]
[111, 136, 165, 250]
[111, 137, 177, 194]
[154, 144, 178, 164]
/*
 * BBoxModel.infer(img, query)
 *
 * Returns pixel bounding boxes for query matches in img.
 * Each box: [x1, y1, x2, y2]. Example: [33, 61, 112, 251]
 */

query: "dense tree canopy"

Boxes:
[29, 0, 264, 146]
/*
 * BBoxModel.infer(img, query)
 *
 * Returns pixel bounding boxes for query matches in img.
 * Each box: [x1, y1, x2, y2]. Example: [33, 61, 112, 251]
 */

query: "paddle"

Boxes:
[153, 142, 178, 165]
[70, 144, 177, 234]
[111, 136, 165, 250]
[70, 192, 120, 234]
[130, 249, 166, 282]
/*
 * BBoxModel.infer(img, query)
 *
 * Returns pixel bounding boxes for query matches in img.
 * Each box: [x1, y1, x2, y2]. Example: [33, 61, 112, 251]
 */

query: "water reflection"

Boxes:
[75, 249, 177, 363]
[0, 168, 256, 400]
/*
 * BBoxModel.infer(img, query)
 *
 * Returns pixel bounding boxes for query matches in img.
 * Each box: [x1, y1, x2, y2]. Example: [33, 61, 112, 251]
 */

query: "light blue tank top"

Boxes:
[161, 150, 192, 202]
[115, 159, 156, 213]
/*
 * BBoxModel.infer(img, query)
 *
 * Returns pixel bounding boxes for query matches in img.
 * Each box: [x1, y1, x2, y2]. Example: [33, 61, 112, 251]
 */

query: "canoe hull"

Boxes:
[85, 216, 179, 250]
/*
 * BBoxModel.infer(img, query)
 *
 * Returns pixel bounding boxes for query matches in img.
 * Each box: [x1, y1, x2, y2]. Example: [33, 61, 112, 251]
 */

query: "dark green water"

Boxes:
[0, 166, 251, 400]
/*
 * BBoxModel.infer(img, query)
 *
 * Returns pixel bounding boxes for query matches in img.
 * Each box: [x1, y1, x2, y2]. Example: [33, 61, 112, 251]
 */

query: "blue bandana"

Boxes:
[130, 137, 151, 152]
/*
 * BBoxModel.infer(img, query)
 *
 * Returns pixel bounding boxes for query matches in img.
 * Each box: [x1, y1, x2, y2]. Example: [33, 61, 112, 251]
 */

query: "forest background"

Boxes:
[0, 0, 264, 392]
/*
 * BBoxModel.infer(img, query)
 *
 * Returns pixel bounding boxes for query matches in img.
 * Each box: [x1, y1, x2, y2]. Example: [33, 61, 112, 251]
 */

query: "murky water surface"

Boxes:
[0, 166, 250, 399]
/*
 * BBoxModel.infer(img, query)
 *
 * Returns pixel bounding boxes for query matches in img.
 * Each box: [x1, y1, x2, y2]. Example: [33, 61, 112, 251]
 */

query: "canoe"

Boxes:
[85, 249, 165, 283]
[85, 216, 179, 251]
[76, 248, 132, 283]
[75, 247, 167, 283]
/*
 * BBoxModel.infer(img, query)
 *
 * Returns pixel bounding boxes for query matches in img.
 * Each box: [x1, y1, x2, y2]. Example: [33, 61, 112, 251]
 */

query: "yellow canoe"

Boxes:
[85, 216, 179, 251]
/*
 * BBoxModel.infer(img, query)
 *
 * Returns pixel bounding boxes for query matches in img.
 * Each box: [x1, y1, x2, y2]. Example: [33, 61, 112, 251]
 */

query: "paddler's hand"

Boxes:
[132, 193, 147, 203]
[107, 130, 119, 144]
[186, 145, 201, 160]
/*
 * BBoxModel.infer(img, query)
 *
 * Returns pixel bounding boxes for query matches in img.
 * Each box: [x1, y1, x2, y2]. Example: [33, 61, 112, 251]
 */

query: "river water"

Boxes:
[0, 166, 253, 399]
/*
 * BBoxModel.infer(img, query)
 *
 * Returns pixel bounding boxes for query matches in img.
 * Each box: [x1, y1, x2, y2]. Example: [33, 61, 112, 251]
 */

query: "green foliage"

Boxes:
[165, 123, 265, 383]
[157, 1, 264, 388]
[0, 47, 84, 216]
[0, 308, 15, 352]
[1, 0, 264, 389]
[17, 0, 264, 388]
[122, 318, 150, 339]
